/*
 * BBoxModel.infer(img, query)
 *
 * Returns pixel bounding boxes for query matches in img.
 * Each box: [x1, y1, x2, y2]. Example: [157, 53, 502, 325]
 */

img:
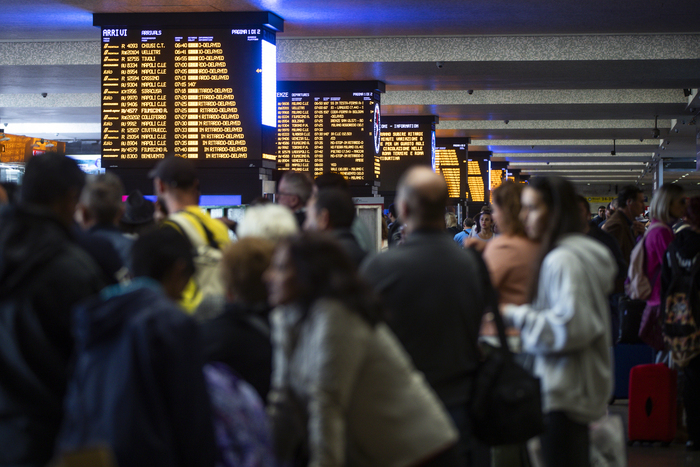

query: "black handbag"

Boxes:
[466, 250, 545, 446]
[617, 295, 646, 345]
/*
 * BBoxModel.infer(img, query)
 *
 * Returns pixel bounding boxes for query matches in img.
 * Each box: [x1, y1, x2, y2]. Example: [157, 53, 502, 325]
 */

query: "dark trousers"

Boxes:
[447, 404, 491, 467]
[684, 355, 700, 443]
[541, 411, 590, 467]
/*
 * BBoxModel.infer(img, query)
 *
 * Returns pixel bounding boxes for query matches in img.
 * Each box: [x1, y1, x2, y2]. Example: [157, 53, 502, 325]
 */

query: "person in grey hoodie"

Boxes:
[502, 177, 615, 467]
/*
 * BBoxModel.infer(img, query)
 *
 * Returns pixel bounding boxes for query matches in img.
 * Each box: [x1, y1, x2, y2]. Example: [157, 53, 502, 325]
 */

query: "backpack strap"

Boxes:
[167, 210, 220, 250]
[180, 210, 221, 250]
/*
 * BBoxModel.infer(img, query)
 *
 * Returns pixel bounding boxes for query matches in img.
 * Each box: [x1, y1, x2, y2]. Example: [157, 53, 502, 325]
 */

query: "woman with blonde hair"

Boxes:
[638, 183, 686, 350]
[445, 212, 460, 237]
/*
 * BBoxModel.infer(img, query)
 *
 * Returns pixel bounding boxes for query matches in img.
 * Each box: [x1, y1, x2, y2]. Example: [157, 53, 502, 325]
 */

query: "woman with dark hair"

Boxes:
[501, 177, 615, 467]
[199, 237, 276, 400]
[661, 196, 700, 451]
[483, 182, 539, 307]
[265, 233, 459, 467]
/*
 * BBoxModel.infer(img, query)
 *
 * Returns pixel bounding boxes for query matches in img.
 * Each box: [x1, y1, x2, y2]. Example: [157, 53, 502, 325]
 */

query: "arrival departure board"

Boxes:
[467, 151, 492, 203]
[379, 116, 437, 194]
[435, 138, 469, 199]
[94, 13, 282, 168]
[276, 81, 384, 186]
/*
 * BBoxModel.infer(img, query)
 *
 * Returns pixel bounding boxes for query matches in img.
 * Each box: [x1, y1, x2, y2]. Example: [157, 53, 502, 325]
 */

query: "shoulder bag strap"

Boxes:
[465, 248, 511, 356]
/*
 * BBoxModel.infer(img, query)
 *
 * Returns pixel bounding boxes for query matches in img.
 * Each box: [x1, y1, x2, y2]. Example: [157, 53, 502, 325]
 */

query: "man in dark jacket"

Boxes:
[0, 154, 104, 466]
[602, 185, 646, 292]
[304, 187, 368, 268]
[361, 166, 491, 467]
[56, 227, 217, 467]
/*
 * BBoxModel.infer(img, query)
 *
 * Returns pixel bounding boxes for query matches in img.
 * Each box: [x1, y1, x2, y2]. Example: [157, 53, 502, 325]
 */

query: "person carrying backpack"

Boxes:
[635, 184, 685, 350]
[150, 156, 231, 315]
[661, 195, 700, 451]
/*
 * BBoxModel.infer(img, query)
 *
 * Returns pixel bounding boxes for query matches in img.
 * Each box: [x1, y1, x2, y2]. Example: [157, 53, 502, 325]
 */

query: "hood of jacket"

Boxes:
[0, 205, 73, 297]
[556, 233, 617, 297]
[72, 278, 165, 350]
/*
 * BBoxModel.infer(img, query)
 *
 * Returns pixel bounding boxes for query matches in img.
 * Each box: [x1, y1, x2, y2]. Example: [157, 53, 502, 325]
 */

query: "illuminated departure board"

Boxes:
[467, 151, 492, 204]
[435, 138, 469, 199]
[94, 13, 282, 168]
[276, 81, 384, 190]
[379, 116, 437, 195]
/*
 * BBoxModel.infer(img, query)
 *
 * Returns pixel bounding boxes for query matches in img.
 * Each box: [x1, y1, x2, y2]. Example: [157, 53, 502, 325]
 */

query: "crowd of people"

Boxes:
[1, 153, 699, 467]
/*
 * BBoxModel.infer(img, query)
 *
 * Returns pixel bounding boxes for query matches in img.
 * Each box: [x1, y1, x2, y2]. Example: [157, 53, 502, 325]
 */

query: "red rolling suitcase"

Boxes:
[627, 363, 677, 444]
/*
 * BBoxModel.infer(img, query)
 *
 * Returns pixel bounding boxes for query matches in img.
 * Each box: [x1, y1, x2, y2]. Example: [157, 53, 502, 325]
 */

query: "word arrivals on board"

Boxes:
[96, 16, 278, 167]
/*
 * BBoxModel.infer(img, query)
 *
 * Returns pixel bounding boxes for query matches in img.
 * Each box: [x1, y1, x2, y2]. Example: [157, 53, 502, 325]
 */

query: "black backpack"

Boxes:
[662, 245, 700, 367]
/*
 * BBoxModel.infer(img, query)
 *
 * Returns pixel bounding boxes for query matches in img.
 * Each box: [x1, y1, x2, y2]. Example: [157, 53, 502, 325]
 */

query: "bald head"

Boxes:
[396, 166, 448, 232]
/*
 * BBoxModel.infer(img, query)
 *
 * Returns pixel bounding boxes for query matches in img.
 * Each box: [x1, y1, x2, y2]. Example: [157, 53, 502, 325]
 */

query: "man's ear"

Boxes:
[397, 198, 409, 221]
[318, 208, 330, 230]
[154, 178, 165, 196]
[74, 203, 91, 229]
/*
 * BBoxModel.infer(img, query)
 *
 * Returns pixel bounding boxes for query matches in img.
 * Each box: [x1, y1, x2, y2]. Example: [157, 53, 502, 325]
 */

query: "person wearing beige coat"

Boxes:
[265, 234, 458, 467]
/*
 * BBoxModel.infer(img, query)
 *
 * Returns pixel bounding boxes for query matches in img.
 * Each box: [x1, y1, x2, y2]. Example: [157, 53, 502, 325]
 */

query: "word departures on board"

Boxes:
[379, 116, 438, 195]
[435, 138, 469, 199]
[276, 81, 384, 193]
[94, 12, 282, 168]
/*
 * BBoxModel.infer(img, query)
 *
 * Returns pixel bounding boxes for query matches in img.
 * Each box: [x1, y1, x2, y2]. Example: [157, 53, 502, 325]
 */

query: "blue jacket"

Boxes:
[56, 279, 217, 467]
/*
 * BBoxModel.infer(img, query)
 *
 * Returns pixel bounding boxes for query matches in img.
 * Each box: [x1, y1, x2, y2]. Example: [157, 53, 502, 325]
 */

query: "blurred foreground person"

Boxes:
[304, 188, 368, 268]
[55, 228, 216, 467]
[0, 154, 104, 466]
[200, 237, 276, 400]
[502, 177, 614, 467]
[483, 181, 538, 308]
[237, 203, 299, 244]
[75, 173, 134, 271]
[266, 233, 459, 467]
[362, 167, 490, 467]
[151, 156, 230, 313]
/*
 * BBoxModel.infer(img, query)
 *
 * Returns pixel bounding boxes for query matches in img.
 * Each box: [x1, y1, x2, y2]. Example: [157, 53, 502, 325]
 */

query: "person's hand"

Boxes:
[632, 220, 645, 237]
[464, 237, 486, 253]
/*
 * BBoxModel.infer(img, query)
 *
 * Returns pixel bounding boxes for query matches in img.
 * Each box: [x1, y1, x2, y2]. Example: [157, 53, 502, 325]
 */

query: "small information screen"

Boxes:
[98, 16, 279, 167]
[379, 116, 437, 194]
[276, 82, 383, 185]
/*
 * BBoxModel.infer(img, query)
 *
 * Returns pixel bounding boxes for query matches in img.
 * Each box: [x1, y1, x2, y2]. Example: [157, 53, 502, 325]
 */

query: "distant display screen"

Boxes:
[379, 116, 436, 193]
[276, 82, 382, 184]
[99, 26, 275, 167]
[435, 138, 468, 199]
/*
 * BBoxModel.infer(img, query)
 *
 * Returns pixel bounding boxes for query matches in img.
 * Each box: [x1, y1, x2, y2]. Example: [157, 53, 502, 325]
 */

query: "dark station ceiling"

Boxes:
[1, 0, 700, 188]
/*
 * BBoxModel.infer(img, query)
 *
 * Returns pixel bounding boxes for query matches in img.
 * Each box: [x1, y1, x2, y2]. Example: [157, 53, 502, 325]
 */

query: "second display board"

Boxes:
[276, 81, 384, 190]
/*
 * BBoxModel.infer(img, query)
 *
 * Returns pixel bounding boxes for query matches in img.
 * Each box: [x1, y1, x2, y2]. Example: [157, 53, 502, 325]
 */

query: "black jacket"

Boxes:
[56, 279, 217, 467]
[331, 228, 368, 269]
[360, 229, 489, 407]
[0, 205, 104, 466]
[200, 302, 273, 401]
